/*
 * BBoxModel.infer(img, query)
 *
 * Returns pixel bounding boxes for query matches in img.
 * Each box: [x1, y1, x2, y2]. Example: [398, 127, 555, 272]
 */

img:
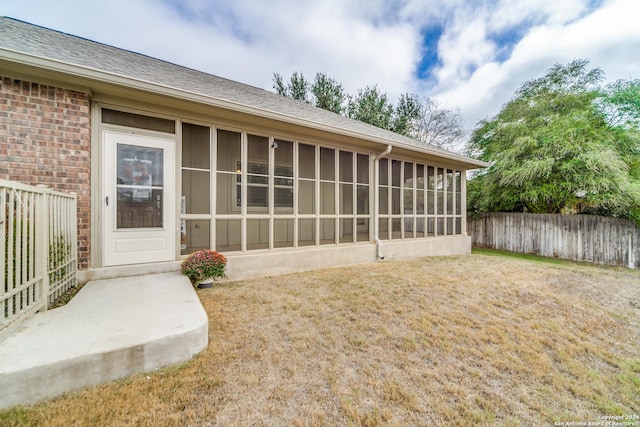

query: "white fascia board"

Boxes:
[0, 47, 489, 169]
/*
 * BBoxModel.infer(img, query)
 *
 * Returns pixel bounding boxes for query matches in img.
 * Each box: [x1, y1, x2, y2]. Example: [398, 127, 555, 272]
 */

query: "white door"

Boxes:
[103, 130, 175, 266]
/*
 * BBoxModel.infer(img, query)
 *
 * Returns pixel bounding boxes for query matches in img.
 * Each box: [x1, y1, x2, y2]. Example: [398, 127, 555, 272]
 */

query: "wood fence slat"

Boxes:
[468, 213, 640, 269]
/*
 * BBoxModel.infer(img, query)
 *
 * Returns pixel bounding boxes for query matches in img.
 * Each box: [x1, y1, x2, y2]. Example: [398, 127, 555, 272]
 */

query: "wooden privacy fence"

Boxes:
[468, 212, 639, 269]
[1, 179, 78, 341]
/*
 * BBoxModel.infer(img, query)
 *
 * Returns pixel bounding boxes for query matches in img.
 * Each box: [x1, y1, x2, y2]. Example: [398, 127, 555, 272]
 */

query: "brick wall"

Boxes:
[0, 77, 91, 270]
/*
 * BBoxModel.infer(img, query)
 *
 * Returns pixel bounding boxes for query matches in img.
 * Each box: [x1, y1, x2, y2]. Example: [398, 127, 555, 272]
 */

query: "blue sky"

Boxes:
[2, 0, 639, 134]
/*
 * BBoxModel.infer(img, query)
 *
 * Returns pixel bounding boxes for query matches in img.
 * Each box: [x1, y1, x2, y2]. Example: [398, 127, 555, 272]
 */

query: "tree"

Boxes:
[600, 79, 640, 130]
[392, 92, 421, 137]
[272, 71, 311, 103]
[272, 72, 287, 97]
[346, 85, 394, 130]
[467, 59, 640, 219]
[272, 71, 466, 150]
[392, 93, 465, 148]
[311, 73, 346, 114]
[412, 96, 464, 148]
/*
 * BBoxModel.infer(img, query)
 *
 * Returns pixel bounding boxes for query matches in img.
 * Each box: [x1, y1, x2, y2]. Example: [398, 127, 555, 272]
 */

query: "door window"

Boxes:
[116, 144, 164, 228]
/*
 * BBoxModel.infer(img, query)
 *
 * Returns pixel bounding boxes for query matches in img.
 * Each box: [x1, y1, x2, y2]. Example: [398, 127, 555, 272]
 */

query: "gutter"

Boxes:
[373, 145, 392, 260]
[0, 47, 489, 170]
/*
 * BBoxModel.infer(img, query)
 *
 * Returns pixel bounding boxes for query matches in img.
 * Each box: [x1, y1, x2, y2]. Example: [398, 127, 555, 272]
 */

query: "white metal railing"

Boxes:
[1, 179, 77, 341]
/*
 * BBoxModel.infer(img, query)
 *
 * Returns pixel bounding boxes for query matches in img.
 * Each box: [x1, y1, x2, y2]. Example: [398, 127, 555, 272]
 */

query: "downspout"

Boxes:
[374, 145, 392, 259]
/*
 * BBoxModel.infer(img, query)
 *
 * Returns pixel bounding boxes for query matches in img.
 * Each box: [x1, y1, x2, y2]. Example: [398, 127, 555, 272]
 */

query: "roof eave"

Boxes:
[0, 47, 489, 169]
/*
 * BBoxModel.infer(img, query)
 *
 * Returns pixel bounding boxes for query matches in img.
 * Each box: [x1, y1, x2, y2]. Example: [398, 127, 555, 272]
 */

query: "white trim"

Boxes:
[0, 47, 488, 169]
[102, 130, 176, 266]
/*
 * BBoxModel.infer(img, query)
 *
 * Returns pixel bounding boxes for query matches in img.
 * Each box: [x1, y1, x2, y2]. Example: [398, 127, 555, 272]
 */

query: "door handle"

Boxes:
[106, 196, 109, 206]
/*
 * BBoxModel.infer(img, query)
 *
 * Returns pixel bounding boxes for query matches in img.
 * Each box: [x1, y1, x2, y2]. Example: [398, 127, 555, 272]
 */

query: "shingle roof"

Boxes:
[0, 16, 486, 168]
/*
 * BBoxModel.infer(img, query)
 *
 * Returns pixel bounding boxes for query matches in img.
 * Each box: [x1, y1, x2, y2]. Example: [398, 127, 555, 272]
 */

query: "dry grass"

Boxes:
[2, 252, 639, 426]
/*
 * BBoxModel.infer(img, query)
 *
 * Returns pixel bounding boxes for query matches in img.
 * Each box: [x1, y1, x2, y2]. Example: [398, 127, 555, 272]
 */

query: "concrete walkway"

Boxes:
[0, 272, 208, 409]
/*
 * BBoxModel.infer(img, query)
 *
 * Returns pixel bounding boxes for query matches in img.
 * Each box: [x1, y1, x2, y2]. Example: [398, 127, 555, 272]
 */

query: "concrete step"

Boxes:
[0, 272, 208, 409]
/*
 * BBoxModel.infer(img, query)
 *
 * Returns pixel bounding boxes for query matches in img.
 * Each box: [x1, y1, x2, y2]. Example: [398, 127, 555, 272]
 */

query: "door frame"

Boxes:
[101, 129, 176, 266]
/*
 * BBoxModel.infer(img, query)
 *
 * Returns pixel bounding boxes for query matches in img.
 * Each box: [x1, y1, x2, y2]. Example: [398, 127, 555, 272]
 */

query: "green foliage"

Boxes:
[49, 234, 71, 283]
[272, 71, 311, 103]
[392, 92, 421, 137]
[4, 227, 73, 307]
[599, 79, 640, 130]
[272, 72, 464, 149]
[3, 217, 34, 318]
[0, 406, 34, 427]
[272, 72, 287, 97]
[346, 85, 394, 129]
[3, 218, 32, 289]
[468, 59, 640, 219]
[288, 72, 311, 103]
[311, 73, 346, 114]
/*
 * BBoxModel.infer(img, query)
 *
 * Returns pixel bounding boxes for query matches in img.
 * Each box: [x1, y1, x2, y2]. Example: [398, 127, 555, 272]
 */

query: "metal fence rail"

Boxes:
[468, 212, 639, 269]
[1, 179, 77, 341]
[46, 188, 78, 306]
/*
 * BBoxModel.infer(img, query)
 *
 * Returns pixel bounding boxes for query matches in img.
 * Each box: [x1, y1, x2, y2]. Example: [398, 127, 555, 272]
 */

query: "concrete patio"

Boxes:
[0, 272, 208, 409]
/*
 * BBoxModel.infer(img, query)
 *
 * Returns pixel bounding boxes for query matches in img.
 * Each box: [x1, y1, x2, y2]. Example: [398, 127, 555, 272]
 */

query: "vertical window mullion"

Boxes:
[210, 127, 216, 250]
[461, 170, 467, 236]
[421, 163, 427, 238]
[453, 170, 457, 235]
[413, 163, 418, 239]
[410, 162, 415, 239]
[400, 161, 404, 239]
[445, 169, 449, 236]
[434, 167, 439, 237]
[352, 152, 357, 243]
[293, 141, 298, 247]
[369, 154, 373, 242]
[241, 132, 247, 252]
[386, 160, 391, 240]
[315, 145, 320, 246]
[269, 137, 274, 250]
[334, 148, 339, 244]
[423, 164, 428, 236]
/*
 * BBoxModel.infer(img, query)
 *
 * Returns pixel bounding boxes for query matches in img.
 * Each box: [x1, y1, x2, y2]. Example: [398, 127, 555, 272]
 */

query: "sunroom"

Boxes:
[182, 125, 465, 253]
[97, 101, 478, 281]
[178, 121, 467, 276]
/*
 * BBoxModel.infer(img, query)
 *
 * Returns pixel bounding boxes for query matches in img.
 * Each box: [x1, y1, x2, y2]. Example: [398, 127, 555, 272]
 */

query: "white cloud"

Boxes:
[2, 0, 639, 135]
[488, 0, 589, 30]
[433, 0, 640, 129]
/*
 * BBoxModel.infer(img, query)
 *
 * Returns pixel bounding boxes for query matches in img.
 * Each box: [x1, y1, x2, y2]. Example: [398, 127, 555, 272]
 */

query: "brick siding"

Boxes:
[0, 76, 91, 270]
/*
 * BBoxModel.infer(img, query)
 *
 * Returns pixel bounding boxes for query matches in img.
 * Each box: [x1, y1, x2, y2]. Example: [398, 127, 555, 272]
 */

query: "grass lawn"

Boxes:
[2, 251, 639, 426]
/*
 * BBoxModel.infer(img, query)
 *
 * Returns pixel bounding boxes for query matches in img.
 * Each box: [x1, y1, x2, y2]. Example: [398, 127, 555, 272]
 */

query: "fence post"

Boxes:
[35, 185, 50, 312]
[70, 192, 78, 287]
[1, 188, 5, 323]
[629, 230, 635, 269]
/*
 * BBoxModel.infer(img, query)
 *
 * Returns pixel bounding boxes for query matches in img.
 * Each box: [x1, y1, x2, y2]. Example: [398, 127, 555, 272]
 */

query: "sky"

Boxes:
[2, 0, 639, 134]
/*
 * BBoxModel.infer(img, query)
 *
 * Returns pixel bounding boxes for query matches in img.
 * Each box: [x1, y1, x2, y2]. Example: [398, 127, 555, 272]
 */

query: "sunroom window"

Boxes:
[379, 160, 463, 240]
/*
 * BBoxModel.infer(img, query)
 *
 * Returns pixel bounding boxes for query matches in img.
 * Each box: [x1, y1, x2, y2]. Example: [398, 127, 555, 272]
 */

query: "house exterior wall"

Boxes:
[93, 103, 470, 278]
[0, 76, 91, 269]
[0, 74, 471, 281]
[224, 235, 472, 281]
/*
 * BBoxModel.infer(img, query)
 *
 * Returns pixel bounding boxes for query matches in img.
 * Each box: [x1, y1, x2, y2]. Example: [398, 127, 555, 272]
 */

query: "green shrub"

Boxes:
[48, 234, 71, 283]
